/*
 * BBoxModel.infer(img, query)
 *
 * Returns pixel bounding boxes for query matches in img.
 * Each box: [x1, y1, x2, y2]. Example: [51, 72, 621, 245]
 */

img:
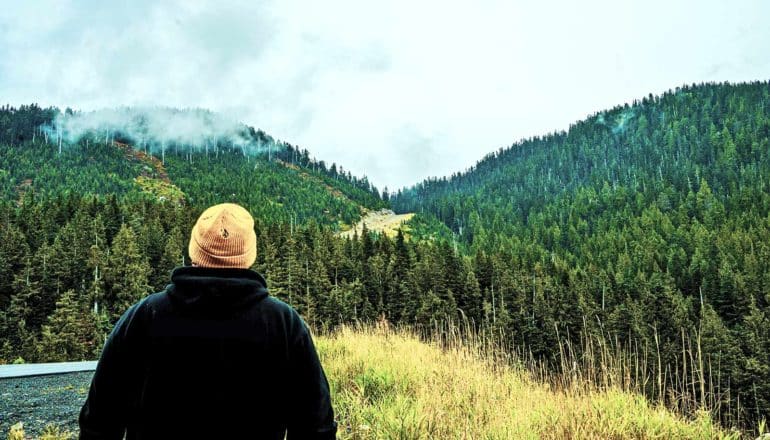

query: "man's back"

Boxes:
[140, 266, 296, 435]
[79, 204, 336, 440]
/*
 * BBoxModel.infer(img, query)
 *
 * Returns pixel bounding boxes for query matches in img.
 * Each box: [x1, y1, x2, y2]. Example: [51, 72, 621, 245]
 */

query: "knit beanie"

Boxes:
[188, 203, 257, 269]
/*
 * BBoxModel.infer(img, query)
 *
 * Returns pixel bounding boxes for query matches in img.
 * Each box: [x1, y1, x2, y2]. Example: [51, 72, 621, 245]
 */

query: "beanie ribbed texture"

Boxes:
[188, 203, 257, 269]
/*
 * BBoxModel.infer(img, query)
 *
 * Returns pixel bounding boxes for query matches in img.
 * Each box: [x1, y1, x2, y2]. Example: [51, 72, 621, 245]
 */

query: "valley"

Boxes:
[1, 81, 769, 437]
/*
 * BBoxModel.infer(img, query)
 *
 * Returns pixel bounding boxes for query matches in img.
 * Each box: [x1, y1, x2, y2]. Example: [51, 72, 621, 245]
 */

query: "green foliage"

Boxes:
[1, 83, 769, 430]
[102, 224, 151, 322]
[393, 81, 770, 428]
[165, 152, 372, 227]
[37, 289, 108, 362]
[133, 176, 185, 204]
[0, 104, 385, 228]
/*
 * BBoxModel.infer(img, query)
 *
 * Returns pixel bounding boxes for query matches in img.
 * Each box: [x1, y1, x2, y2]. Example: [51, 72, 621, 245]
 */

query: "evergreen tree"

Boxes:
[37, 289, 106, 362]
[0, 223, 28, 307]
[103, 224, 151, 322]
[153, 226, 185, 290]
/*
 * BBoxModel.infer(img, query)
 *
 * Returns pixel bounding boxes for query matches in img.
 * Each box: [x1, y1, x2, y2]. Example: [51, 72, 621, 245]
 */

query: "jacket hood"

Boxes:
[165, 266, 269, 313]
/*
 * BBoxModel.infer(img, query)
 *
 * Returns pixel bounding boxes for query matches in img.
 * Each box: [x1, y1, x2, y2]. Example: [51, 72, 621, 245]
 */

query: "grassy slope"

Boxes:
[322, 325, 735, 439]
[8, 324, 740, 440]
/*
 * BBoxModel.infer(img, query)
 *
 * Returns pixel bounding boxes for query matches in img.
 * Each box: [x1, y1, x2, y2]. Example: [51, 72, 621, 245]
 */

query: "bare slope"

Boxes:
[337, 208, 415, 239]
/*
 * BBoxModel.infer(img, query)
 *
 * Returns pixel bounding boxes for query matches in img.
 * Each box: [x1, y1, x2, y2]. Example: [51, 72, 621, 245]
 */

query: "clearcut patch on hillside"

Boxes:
[113, 141, 186, 204]
[338, 208, 415, 239]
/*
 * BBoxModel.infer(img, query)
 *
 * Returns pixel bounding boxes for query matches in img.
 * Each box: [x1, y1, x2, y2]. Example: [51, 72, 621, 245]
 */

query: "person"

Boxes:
[79, 203, 337, 439]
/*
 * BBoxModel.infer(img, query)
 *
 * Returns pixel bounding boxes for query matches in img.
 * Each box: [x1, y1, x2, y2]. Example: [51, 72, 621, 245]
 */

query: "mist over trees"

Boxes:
[0, 81, 769, 429]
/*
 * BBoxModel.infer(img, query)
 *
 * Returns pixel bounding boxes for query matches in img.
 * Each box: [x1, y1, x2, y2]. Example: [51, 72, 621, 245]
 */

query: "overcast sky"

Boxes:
[2, 0, 769, 190]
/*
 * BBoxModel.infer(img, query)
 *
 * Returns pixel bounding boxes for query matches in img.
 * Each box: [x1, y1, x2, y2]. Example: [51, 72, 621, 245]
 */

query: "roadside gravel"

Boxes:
[0, 371, 93, 438]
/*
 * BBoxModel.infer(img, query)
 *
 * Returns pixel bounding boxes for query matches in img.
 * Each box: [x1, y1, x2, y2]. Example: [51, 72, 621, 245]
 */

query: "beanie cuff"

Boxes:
[189, 240, 256, 269]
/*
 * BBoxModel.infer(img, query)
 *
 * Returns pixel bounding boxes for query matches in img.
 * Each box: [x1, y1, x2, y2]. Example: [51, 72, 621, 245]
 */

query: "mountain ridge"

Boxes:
[0, 104, 387, 228]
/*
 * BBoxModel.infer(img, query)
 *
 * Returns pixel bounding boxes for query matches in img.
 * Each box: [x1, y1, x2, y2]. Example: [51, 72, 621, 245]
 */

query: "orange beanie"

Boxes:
[188, 203, 257, 269]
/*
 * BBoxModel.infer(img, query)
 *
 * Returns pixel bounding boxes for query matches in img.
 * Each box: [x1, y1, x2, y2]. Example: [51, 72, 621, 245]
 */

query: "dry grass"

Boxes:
[320, 323, 740, 439]
[8, 323, 747, 440]
[6, 423, 73, 440]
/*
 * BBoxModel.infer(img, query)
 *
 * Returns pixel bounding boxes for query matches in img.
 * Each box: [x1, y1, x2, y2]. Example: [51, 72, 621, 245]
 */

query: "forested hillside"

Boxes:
[0, 105, 386, 227]
[393, 81, 770, 428]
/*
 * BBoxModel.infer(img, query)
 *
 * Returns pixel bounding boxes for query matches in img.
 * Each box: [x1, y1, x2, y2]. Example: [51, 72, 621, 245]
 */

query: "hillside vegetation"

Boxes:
[323, 324, 741, 439]
[1, 82, 769, 434]
[393, 81, 770, 427]
[6, 324, 742, 440]
[0, 105, 386, 227]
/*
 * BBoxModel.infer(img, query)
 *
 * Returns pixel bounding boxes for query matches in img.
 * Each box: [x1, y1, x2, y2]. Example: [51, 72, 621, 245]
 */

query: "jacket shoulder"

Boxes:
[141, 290, 171, 311]
[260, 296, 296, 313]
[259, 297, 309, 338]
[261, 296, 305, 321]
[112, 292, 170, 336]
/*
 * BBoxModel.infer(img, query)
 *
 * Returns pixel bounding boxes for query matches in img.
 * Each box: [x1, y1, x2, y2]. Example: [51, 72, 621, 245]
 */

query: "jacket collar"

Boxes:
[166, 266, 269, 311]
[170, 265, 269, 288]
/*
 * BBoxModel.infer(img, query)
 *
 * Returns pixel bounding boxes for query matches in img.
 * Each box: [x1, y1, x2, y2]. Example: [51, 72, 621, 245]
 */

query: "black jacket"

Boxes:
[79, 266, 337, 440]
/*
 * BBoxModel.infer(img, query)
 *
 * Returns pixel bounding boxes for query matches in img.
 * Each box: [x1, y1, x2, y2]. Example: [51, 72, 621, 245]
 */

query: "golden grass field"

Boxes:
[320, 324, 740, 440]
[9, 323, 753, 439]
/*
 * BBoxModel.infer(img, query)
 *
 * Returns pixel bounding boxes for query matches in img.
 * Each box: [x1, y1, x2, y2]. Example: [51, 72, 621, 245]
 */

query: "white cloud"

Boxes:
[1, 0, 769, 190]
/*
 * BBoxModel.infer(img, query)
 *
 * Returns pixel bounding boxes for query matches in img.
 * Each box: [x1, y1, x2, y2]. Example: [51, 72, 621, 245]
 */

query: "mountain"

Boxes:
[394, 82, 770, 248]
[0, 105, 386, 228]
[393, 81, 770, 426]
[394, 82, 770, 318]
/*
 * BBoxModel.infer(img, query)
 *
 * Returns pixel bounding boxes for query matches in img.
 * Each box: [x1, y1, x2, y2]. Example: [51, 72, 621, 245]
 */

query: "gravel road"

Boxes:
[1, 371, 93, 438]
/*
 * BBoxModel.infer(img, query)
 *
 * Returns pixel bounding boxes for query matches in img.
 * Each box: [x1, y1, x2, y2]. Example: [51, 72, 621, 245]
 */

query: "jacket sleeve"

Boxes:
[286, 313, 337, 440]
[79, 303, 142, 440]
